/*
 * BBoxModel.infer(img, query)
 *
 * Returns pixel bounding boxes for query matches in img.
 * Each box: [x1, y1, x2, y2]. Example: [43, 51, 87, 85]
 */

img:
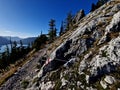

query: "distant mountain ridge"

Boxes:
[0, 36, 10, 46]
[18, 37, 36, 44]
[0, 36, 37, 45]
[3, 36, 21, 41]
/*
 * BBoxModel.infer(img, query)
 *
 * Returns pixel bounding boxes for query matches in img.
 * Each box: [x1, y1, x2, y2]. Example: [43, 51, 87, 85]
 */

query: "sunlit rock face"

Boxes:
[26, 0, 120, 90]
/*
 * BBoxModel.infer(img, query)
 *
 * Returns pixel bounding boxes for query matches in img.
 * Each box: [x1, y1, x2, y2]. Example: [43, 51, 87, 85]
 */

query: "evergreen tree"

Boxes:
[97, 0, 109, 8]
[90, 0, 109, 12]
[0, 45, 10, 69]
[26, 43, 31, 52]
[54, 28, 57, 37]
[13, 41, 17, 49]
[20, 40, 23, 48]
[65, 12, 73, 31]
[48, 19, 57, 41]
[33, 34, 48, 50]
[98, 0, 108, 5]
[0, 38, 32, 70]
[59, 21, 64, 36]
[41, 30, 43, 36]
[5, 45, 9, 59]
[0, 52, 7, 69]
[10, 37, 12, 50]
[80, 10, 85, 19]
[10, 41, 17, 63]
[90, 3, 96, 12]
[19, 40, 24, 55]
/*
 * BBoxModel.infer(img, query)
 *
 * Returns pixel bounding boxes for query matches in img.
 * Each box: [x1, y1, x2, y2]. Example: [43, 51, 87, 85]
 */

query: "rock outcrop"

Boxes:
[1, 0, 120, 90]
[29, 0, 120, 90]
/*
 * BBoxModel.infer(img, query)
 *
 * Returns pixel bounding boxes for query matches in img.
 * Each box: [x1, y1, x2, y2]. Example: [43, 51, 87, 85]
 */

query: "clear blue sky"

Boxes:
[0, 0, 98, 38]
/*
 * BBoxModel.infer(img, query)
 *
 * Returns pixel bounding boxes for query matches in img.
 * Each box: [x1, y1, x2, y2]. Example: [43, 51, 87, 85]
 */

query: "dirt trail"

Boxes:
[0, 48, 47, 90]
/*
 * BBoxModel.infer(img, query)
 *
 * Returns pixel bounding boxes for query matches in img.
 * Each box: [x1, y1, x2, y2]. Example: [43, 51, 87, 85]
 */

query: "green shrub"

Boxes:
[54, 80, 62, 90]
[79, 74, 86, 84]
[101, 50, 108, 57]
[49, 71, 60, 81]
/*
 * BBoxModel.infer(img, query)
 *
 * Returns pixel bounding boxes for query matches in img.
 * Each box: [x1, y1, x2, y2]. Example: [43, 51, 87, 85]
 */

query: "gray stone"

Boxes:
[100, 80, 108, 89]
[104, 75, 116, 84]
[40, 81, 55, 90]
[19, 1, 120, 90]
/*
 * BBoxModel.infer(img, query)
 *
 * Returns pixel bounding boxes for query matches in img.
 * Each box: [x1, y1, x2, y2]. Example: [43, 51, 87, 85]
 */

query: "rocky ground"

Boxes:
[0, 48, 47, 90]
[28, 0, 120, 90]
[1, 0, 120, 90]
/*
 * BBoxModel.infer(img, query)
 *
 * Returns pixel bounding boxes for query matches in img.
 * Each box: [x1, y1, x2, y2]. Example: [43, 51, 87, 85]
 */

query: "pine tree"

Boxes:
[80, 10, 85, 19]
[48, 19, 57, 41]
[5, 45, 9, 64]
[20, 40, 23, 48]
[10, 37, 12, 50]
[97, 0, 108, 7]
[41, 30, 43, 36]
[59, 21, 64, 36]
[65, 12, 73, 31]
[13, 41, 17, 49]
[0, 52, 7, 69]
[90, 0, 109, 12]
[33, 34, 48, 51]
[19, 40, 24, 54]
[90, 3, 96, 12]
[5, 45, 9, 58]
[54, 28, 57, 37]
[10, 41, 17, 63]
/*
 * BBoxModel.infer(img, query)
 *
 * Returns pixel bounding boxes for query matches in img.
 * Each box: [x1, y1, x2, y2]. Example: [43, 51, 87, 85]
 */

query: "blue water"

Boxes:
[0, 44, 11, 53]
[0, 44, 28, 53]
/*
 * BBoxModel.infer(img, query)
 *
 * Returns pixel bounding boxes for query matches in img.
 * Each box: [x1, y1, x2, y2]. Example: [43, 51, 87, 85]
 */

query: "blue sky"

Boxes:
[0, 0, 98, 38]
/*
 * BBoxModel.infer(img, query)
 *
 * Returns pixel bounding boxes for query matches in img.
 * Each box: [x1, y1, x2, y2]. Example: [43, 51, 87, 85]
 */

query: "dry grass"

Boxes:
[47, 27, 76, 55]
[82, 35, 89, 39]
[109, 1, 120, 5]
[0, 68, 17, 86]
[110, 32, 119, 39]
[0, 49, 35, 86]
[97, 21, 105, 27]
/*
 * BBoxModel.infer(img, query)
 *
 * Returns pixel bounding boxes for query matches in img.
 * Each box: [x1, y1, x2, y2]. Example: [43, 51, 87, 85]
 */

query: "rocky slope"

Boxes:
[29, 0, 120, 90]
[0, 48, 47, 90]
[1, 0, 120, 90]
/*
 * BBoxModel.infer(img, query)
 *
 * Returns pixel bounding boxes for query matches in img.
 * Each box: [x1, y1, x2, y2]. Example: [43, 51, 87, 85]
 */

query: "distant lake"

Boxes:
[0, 44, 28, 53]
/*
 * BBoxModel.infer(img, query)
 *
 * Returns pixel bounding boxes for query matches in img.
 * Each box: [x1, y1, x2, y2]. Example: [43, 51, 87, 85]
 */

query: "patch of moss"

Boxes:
[21, 80, 29, 89]
[101, 50, 108, 57]
[54, 79, 62, 90]
[79, 74, 86, 84]
[49, 70, 60, 81]
[32, 77, 39, 84]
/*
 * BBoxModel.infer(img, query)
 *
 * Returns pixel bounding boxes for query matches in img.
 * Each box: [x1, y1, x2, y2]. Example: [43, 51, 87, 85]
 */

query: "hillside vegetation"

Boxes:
[0, 0, 120, 90]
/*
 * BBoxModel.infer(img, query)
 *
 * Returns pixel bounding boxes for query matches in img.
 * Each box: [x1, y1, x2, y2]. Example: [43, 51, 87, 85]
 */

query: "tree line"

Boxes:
[90, 0, 109, 12]
[0, 40, 31, 70]
[32, 0, 109, 51]
[32, 11, 84, 51]
[0, 0, 109, 71]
